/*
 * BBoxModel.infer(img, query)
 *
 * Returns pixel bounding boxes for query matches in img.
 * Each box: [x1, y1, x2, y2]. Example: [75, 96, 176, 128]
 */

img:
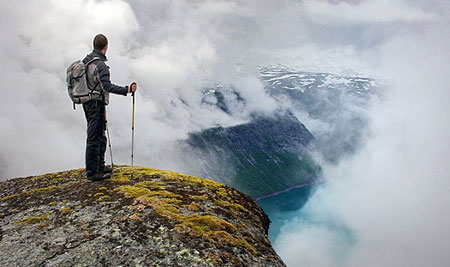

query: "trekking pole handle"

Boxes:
[129, 82, 137, 96]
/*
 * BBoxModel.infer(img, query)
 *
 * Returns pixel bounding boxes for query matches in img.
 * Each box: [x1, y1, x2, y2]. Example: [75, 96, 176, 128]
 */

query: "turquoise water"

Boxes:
[259, 182, 357, 264]
[257, 184, 319, 241]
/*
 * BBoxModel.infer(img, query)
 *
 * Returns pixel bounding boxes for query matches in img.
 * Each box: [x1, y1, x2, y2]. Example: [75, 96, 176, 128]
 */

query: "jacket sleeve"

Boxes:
[97, 62, 128, 96]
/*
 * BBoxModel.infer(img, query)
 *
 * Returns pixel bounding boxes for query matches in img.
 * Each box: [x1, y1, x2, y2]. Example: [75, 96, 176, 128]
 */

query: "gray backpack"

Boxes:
[66, 57, 103, 109]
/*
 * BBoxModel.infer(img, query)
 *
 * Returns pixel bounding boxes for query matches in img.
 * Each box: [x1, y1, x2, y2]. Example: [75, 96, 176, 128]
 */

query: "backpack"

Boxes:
[66, 57, 103, 109]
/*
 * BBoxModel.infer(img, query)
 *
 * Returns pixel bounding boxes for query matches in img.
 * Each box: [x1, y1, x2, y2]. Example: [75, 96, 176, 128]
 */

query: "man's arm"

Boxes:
[97, 62, 128, 96]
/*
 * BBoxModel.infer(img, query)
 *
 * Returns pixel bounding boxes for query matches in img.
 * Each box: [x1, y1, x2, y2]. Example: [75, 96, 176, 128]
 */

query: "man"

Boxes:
[83, 34, 137, 181]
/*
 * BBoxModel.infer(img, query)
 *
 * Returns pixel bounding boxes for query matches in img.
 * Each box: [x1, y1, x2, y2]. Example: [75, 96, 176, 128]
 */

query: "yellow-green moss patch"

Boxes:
[48, 201, 58, 206]
[191, 194, 208, 201]
[60, 207, 72, 213]
[131, 167, 223, 189]
[14, 212, 52, 225]
[31, 174, 48, 182]
[110, 167, 257, 256]
[96, 195, 110, 201]
[114, 185, 151, 198]
[216, 188, 229, 199]
[25, 185, 61, 195]
[109, 173, 131, 184]
[204, 231, 257, 255]
[0, 193, 21, 202]
[65, 181, 81, 187]
[186, 202, 201, 212]
[98, 187, 107, 191]
[114, 185, 182, 199]
[180, 214, 236, 236]
[137, 196, 181, 217]
[134, 181, 164, 188]
[216, 200, 249, 214]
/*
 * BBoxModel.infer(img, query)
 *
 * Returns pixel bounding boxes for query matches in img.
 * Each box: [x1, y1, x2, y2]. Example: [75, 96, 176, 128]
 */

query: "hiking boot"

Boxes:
[87, 172, 111, 182]
[101, 165, 113, 174]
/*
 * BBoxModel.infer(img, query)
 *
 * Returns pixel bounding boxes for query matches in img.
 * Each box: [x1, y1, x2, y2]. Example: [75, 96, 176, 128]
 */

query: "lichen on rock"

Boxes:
[0, 165, 285, 266]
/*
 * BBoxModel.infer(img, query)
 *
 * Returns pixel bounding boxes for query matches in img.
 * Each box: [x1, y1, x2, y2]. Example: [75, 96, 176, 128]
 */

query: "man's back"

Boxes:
[81, 34, 136, 182]
[83, 49, 128, 105]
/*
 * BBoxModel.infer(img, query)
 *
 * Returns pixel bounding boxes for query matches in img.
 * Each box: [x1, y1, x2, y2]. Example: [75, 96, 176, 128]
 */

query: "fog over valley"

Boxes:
[1, 1, 450, 266]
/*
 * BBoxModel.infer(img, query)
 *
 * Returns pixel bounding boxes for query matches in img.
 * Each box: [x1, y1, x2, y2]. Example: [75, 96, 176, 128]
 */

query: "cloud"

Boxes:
[0, 0, 291, 179]
[0, 0, 140, 179]
[1, 1, 450, 266]
[303, 0, 434, 24]
[274, 7, 450, 267]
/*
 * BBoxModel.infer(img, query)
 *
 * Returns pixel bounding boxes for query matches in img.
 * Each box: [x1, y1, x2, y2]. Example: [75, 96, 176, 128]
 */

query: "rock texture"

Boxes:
[0, 166, 285, 266]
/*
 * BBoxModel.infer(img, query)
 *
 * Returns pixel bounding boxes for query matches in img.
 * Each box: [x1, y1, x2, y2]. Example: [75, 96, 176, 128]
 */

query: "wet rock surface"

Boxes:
[0, 166, 285, 266]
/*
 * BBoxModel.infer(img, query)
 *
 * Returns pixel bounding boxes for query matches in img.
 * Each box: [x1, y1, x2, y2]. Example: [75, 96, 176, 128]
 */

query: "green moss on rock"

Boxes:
[60, 207, 72, 213]
[205, 230, 257, 255]
[14, 212, 52, 225]
[180, 214, 236, 235]
[0, 165, 283, 266]
[0, 193, 20, 202]
[96, 195, 110, 201]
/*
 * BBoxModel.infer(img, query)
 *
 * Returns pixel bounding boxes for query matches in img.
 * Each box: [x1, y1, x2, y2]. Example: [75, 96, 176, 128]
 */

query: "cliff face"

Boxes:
[0, 166, 285, 266]
[184, 112, 319, 198]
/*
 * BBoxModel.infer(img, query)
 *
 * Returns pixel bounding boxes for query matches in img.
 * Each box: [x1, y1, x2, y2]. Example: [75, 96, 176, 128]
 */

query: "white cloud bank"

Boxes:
[304, 0, 433, 24]
[1, 2, 450, 265]
[0, 0, 140, 178]
[0, 0, 283, 179]
[274, 2, 450, 266]
[2, 0, 386, 179]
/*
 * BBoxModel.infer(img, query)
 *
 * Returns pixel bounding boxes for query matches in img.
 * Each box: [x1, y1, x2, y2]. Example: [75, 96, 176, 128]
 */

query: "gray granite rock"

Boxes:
[0, 166, 285, 266]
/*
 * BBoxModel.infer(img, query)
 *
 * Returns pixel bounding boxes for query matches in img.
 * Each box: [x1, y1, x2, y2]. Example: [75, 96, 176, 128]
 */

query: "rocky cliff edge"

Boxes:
[0, 166, 285, 266]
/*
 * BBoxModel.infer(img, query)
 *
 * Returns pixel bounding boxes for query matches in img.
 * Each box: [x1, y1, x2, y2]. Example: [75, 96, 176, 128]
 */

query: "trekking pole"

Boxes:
[131, 89, 135, 179]
[105, 112, 114, 169]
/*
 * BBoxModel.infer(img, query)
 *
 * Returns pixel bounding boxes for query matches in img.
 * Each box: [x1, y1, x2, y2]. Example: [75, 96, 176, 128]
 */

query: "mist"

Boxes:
[273, 2, 450, 267]
[0, 0, 286, 179]
[0, 0, 375, 179]
[1, 1, 450, 266]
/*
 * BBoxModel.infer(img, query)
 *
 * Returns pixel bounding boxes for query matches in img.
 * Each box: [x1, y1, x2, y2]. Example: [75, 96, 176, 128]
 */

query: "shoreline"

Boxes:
[256, 180, 325, 201]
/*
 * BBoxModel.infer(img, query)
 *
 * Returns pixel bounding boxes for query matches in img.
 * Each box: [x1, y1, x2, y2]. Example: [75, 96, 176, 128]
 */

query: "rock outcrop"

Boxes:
[0, 166, 285, 266]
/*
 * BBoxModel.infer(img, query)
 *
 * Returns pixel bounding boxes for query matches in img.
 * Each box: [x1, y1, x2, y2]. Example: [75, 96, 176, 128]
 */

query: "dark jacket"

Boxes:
[83, 50, 128, 104]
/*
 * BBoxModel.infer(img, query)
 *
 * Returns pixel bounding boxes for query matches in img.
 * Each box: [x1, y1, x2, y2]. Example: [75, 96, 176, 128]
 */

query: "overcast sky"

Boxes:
[1, 1, 450, 265]
[0, 0, 439, 179]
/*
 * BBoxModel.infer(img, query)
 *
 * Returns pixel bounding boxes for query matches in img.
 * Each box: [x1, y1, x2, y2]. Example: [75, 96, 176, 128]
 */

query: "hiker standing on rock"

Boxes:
[82, 34, 137, 181]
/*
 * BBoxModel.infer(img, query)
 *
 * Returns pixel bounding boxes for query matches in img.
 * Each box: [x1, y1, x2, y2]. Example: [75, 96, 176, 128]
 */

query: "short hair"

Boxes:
[93, 34, 108, 50]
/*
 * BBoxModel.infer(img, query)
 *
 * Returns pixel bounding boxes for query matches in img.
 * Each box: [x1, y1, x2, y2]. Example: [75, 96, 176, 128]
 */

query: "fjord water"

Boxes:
[258, 183, 319, 241]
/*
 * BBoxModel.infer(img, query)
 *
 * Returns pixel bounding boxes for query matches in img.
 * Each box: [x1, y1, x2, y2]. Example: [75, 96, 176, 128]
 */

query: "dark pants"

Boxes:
[83, 100, 106, 176]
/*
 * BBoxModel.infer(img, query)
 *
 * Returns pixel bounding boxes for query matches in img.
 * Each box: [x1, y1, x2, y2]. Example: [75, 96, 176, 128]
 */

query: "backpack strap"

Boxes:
[84, 57, 102, 92]
[86, 57, 101, 66]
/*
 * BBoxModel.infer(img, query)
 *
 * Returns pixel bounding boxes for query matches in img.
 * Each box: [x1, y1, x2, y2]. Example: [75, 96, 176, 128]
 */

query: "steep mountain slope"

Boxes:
[185, 111, 319, 198]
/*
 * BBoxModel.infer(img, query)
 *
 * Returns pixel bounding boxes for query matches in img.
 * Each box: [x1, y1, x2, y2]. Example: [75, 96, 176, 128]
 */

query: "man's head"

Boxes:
[93, 34, 108, 54]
